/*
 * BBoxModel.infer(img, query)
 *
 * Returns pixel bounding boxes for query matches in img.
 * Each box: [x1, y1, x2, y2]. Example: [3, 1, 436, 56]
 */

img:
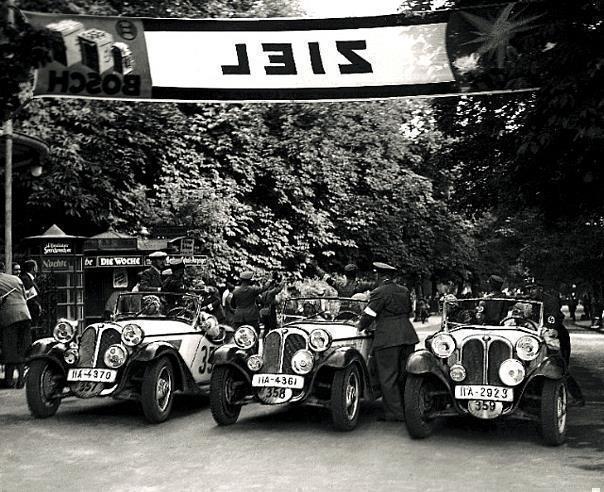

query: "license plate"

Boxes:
[454, 385, 513, 402]
[67, 368, 117, 383]
[257, 387, 293, 404]
[252, 374, 304, 389]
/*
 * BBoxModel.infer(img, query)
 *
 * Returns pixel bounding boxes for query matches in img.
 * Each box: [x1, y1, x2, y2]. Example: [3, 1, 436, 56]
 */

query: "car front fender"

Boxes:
[316, 347, 372, 398]
[129, 342, 191, 391]
[527, 356, 566, 381]
[26, 338, 67, 372]
[406, 350, 450, 388]
[212, 345, 247, 365]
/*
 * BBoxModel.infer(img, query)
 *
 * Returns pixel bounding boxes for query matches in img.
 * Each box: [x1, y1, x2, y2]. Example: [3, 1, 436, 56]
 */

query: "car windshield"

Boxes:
[115, 293, 200, 322]
[443, 298, 543, 329]
[279, 297, 368, 324]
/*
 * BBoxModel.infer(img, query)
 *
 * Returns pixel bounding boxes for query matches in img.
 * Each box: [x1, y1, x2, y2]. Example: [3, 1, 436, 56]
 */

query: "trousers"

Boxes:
[374, 344, 415, 419]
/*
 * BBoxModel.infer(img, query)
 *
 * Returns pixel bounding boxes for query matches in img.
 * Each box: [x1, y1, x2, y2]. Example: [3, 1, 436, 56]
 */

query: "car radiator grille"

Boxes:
[461, 338, 483, 384]
[282, 334, 306, 375]
[262, 331, 308, 374]
[77, 326, 121, 369]
[487, 340, 512, 385]
[96, 328, 122, 369]
[263, 331, 281, 373]
[461, 337, 513, 385]
[78, 327, 96, 367]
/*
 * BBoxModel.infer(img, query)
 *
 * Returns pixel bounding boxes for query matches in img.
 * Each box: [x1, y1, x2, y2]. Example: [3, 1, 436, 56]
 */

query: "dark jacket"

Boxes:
[231, 283, 270, 325]
[328, 277, 375, 298]
[139, 267, 162, 292]
[359, 280, 419, 349]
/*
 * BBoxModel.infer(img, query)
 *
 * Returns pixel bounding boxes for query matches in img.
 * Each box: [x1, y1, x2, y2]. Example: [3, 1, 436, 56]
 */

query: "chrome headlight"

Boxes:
[291, 349, 314, 375]
[431, 333, 456, 358]
[121, 324, 144, 347]
[53, 319, 76, 343]
[309, 329, 332, 352]
[103, 344, 128, 369]
[234, 325, 257, 350]
[247, 355, 263, 372]
[516, 335, 540, 361]
[449, 364, 466, 382]
[498, 359, 525, 386]
[63, 348, 79, 365]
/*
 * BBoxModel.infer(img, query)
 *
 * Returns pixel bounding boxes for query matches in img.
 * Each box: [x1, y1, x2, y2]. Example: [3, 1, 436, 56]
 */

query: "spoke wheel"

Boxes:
[404, 374, 436, 439]
[210, 365, 242, 426]
[331, 364, 361, 431]
[540, 378, 568, 446]
[26, 359, 63, 418]
[141, 356, 175, 424]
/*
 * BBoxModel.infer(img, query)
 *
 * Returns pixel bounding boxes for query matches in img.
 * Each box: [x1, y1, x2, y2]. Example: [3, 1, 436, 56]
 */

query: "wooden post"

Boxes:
[3, 0, 15, 274]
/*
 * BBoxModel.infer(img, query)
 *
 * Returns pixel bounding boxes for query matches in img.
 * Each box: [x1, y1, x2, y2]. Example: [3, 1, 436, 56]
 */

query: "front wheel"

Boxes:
[26, 359, 63, 418]
[540, 378, 568, 446]
[141, 356, 175, 424]
[330, 364, 361, 431]
[404, 374, 435, 439]
[210, 365, 242, 425]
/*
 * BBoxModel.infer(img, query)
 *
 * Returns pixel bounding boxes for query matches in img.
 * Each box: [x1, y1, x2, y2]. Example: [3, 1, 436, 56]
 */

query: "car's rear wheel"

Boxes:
[141, 356, 175, 424]
[404, 374, 435, 439]
[540, 378, 568, 446]
[210, 365, 242, 425]
[26, 359, 63, 418]
[331, 364, 361, 431]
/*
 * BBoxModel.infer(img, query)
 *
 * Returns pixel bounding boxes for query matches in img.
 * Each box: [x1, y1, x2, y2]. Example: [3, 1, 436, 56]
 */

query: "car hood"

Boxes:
[284, 322, 361, 340]
[96, 319, 196, 337]
[447, 325, 542, 344]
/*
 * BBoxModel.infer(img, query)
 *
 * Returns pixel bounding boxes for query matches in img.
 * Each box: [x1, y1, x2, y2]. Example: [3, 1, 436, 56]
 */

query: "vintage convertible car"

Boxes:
[404, 296, 569, 445]
[26, 292, 231, 423]
[209, 296, 379, 430]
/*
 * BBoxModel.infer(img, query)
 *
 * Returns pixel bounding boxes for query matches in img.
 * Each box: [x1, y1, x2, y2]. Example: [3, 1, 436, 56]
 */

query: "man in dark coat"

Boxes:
[230, 271, 272, 331]
[327, 264, 375, 298]
[358, 262, 419, 422]
[483, 274, 507, 324]
[0, 261, 32, 388]
[140, 251, 167, 292]
[20, 259, 42, 325]
[162, 259, 187, 293]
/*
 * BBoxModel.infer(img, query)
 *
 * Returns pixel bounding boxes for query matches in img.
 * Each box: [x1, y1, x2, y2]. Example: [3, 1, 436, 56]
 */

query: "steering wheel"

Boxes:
[334, 311, 359, 321]
[499, 316, 538, 329]
[167, 307, 196, 319]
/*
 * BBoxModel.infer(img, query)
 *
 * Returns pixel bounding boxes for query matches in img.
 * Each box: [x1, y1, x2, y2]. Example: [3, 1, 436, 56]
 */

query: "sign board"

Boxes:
[84, 255, 143, 268]
[41, 257, 76, 272]
[43, 241, 73, 255]
[26, 4, 548, 102]
[143, 255, 208, 267]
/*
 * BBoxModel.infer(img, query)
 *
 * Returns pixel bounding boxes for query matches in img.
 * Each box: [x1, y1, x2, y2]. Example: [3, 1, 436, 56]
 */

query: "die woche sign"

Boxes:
[26, 3, 549, 103]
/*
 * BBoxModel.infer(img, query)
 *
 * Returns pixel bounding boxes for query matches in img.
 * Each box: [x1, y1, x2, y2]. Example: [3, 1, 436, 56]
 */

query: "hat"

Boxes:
[149, 251, 167, 259]
[240, 271, 254, 281]
[169, 258, 185, 271]
[344, 263, 358, 272]
[372, 262, 396, 272]
[488, 275, 504, 287]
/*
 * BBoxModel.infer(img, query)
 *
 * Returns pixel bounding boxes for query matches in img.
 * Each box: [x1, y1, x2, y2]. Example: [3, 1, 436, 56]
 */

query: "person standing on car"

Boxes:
[326, 263, 375, 298]
[358, 262, 419, 422]
[230, 271, 272, 331]
[140, 251, 167, 292]
[0, 260, 32, 388]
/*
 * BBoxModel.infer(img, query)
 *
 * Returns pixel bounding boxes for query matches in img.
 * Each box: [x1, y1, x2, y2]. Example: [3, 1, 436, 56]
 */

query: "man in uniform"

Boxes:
[162, 258, 187, 293]
[327, 263, 375, 298]
[230, 271, 273, 331]
[358, 262, 419, 422]
[526, 280, 585, 405]
[139, 251, 167, 292]
[483, 274, 507, 324]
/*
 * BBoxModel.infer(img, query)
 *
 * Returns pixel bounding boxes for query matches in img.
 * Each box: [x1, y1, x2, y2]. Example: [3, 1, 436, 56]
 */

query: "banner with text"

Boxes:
[26, 4, 549, 102]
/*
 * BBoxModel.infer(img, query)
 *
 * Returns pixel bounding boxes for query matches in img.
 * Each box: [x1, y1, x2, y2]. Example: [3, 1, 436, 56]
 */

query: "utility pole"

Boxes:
[3, 0, 15, 274]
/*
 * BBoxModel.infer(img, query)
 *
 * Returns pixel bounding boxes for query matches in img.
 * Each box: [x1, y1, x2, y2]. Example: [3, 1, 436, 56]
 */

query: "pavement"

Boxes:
[0, 315, 602, 491]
